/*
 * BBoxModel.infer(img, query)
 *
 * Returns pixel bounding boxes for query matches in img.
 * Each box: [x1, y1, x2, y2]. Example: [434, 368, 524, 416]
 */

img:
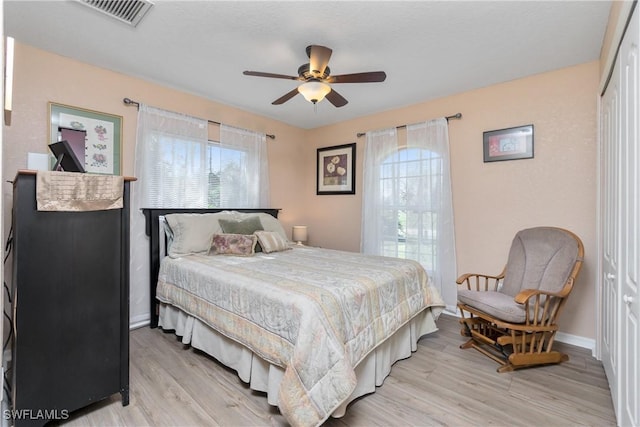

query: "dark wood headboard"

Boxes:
[141, 208, 281, 328]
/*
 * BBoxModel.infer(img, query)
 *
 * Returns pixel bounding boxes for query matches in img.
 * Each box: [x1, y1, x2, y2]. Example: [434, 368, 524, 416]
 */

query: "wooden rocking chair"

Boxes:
[457, 227, 584, 372]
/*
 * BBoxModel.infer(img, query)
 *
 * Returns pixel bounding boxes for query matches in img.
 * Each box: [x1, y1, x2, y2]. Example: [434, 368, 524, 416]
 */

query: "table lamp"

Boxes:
[292, 226, 308, 246]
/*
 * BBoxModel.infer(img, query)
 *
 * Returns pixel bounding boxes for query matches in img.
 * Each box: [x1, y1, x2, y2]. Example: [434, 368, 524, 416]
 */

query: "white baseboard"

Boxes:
[443, 306, 458, 317]
[129, 314, 150, 330]
[555, 331, 596, 355]
[441, 309, 595, 353]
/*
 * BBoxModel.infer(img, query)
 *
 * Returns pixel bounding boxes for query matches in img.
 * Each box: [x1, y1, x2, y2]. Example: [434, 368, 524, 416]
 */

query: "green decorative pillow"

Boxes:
[219, 216, 265, 252]
[209, 233, 257, 256]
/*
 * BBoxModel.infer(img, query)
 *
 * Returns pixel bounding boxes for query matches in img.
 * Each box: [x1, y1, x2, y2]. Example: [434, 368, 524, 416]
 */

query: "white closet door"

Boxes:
[601, 6, 640, 427]
[600, 34, 621, 411]
[619, 7, 639, 427]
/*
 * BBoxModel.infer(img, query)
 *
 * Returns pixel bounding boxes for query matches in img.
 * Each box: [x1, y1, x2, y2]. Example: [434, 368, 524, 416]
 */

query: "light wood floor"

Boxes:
[61, 313, 617, 426]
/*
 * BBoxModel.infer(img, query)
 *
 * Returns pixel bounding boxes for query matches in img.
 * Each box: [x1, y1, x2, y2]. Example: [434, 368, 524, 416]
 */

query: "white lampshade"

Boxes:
[298, 81, 331, 104]
[292, 226, 308, 245]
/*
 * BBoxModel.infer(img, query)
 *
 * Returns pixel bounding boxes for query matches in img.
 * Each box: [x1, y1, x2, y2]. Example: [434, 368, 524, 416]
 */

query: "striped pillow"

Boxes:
[254, 231, 291, 254]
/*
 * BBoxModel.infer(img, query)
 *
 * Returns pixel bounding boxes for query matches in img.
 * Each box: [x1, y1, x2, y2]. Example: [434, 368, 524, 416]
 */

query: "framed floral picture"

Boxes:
[317, 143, 356, 195]
[49, 102, 122, 175]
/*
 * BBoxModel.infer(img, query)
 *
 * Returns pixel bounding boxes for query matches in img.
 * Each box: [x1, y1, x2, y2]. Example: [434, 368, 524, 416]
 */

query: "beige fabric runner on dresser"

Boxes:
[36, 171, 124, 211]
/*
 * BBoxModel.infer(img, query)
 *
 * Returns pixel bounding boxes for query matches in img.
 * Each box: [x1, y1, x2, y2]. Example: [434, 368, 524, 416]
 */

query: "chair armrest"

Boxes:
[456, 268, 506, 291]
[456, 272, 504, 284]
[514, 289, 548, 304]
[514, 277, 575, 304]
[514, 279, 576, 326]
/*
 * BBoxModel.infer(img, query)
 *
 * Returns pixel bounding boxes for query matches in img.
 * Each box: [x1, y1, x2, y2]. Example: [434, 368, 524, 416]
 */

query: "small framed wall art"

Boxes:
[49, 102, 123, 175]
[317, 143, 356, 195]
[483, 124, 534, 162]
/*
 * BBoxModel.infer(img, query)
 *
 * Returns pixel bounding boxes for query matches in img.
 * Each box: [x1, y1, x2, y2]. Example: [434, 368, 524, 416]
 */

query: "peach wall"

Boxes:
[2, 42, 308, 233]
[3, 42, 598, 340]
[303, 62, 599, 340]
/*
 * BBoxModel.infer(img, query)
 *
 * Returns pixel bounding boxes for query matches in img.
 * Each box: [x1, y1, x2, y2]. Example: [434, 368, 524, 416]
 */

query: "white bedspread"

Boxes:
[157, 246, 444, 427]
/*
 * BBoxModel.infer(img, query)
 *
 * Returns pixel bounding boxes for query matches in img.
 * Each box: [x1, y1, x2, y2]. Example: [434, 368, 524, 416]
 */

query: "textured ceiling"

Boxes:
[4, 1, 611, 129]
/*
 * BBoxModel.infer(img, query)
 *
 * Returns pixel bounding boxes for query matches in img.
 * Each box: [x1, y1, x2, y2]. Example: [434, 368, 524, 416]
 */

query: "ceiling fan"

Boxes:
[243, 45, 387, 107]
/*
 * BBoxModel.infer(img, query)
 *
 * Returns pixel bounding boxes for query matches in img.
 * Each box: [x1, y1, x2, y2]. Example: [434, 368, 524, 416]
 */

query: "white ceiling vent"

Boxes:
[76, 0, 154, 27]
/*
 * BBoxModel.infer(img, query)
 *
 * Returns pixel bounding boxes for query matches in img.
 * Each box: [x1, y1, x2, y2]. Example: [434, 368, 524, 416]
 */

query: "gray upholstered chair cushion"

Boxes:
[458, 227, 581, 323]
[501, 227, 580, 297]
[457, 289, 527, 323]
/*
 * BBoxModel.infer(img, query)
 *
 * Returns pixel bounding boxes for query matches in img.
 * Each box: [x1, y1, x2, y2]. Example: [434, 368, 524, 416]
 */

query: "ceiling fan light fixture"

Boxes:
[298, 81, 331, 104]
[244, 45, 384, 107]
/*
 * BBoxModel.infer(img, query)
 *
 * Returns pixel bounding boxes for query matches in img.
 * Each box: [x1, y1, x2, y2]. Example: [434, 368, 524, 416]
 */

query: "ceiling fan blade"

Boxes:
[327, 71, 387, 84]
[272, 88, 300, 105]
[307, 45, 332, 76]
[325, 89, 348, 108]
[243, 70, 301, 81]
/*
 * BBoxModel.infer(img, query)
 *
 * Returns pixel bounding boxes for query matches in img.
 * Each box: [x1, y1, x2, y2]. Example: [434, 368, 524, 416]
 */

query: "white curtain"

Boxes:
[361, 119, 457, 310]
[361, 127, 398, 255]
[406, 119, 457, 309]
[219, 124, 270, 208]
[135, 105, 209, 208]
[129, 105, 208, 325]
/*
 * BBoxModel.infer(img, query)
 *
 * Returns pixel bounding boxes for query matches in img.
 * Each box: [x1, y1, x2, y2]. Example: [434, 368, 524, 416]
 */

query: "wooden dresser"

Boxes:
[10, 171, 133, 426]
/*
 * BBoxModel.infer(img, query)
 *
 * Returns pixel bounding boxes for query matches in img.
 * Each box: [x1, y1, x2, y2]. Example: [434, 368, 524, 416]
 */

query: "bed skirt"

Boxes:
[158, 302, 439, 418]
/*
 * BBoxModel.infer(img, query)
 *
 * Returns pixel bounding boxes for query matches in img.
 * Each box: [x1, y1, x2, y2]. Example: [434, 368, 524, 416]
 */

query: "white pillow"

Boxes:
[164, 213, 220, 258]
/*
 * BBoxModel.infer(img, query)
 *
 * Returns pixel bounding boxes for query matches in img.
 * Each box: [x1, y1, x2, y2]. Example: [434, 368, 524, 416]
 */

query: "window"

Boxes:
[362, 119, 457, 309]
[206, 142, 250, 208]
[134, 107, 268, 210]
[146, 137, 263, 209]
[147, 132, 208, 208]
[380, 147, 442, 272]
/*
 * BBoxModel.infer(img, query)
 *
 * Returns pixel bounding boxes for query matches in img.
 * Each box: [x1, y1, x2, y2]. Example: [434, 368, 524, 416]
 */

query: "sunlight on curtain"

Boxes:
[219, 124, 269, 208]
[137, 110, 209, 208]
[361, 127, 398, 255]
[129, 105, 208, 325]
[361, 119, 457, 309]
[406, 119, 457, 309]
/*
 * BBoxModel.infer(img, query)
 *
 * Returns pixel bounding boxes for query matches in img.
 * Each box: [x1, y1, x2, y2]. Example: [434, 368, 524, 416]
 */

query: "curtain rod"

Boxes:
[356, 113, 462, 138]
[123, 97, 276, 140]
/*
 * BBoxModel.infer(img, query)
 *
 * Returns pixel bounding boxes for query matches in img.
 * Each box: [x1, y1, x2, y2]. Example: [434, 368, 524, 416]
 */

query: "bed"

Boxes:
[142, 208, 445, 427]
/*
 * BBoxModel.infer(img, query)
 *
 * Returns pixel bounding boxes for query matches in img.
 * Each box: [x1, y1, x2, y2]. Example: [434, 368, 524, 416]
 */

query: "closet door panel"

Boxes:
[600, 48, 620, 407]
[620, 8, 639, 426]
